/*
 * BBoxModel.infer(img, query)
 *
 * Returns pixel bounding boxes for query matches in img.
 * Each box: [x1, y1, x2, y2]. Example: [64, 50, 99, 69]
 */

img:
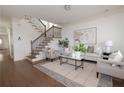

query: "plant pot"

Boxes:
[75, 51, 81, 58]
[64, 48, 70, 54]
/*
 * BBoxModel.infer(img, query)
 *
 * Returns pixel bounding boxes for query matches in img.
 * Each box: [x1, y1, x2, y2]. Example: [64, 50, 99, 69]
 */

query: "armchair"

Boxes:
[45, 48, 60, 62]
[97, 58, 124, 79]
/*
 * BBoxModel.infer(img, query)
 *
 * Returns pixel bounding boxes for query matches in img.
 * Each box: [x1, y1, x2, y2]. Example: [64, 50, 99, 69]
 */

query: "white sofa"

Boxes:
[84, 53, 99, 62]
[97, 58, 124, 79]
[84, 45, 102, 62]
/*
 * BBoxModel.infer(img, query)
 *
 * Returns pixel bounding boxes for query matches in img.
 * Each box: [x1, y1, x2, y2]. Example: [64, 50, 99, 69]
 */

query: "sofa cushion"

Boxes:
[85, 53, 98, 57]
[109, 50, 123, 62]
[85, 53, 99, 61]
[97, 61, 124, 79]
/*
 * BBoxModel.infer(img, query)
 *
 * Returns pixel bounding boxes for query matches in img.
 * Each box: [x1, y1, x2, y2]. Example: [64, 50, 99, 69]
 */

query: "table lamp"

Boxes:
[105, 40, 113, 53]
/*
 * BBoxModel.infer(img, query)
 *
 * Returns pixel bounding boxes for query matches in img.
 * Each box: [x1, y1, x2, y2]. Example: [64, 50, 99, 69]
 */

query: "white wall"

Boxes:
[12, 18, 41, 61]
[62, 11, 124, 54]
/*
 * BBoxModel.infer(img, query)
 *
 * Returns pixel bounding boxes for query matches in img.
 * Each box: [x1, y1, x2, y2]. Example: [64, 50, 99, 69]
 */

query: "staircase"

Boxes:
[24, 16, 62, 63]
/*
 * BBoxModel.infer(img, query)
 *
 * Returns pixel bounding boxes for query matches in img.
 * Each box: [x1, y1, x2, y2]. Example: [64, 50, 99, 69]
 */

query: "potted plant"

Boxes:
[58, 40, 64, 54]
[58, 38, 69, 54]
[73, 43, 87, 58]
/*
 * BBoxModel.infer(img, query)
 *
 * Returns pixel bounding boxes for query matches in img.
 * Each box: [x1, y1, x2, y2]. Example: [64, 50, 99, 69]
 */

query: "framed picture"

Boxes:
[73, 27, 97, 45]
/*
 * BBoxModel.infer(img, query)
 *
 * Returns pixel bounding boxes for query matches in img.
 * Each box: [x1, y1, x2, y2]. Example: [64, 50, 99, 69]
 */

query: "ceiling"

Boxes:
[0, 5, 123, 25]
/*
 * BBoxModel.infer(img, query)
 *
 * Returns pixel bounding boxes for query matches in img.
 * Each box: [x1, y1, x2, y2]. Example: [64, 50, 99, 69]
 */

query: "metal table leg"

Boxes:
[59, 57, 68, 65]
[75, 59, 77, 70]
[75, 60, 84, 70]
[81, 60, 84, 69]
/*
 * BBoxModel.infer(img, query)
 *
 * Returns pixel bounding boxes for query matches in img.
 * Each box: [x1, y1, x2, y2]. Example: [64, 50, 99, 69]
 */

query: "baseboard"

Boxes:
[14, 59, 26, 62]
[31, 59, 46, 65]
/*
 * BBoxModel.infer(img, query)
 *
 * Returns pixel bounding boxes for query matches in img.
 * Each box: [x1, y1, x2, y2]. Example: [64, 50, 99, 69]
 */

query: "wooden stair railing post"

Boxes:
[45, 25, 46, 37]
[31, 40, 33, 56]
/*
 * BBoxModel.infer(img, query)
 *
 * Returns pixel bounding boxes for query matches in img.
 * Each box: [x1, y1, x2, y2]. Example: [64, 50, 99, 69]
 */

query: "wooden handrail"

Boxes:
[38, 19, 62, 29]
[38, 19, 46, 28]
[53, 26, 62, 29]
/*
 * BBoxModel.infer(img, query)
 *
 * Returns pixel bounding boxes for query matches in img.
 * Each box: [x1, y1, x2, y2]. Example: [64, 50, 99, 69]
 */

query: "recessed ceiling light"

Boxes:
[64, 5, 71, 11]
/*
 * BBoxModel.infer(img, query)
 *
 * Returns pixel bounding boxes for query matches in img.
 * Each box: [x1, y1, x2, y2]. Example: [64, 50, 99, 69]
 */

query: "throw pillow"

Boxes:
[87, 46, 94, 53]
[109, 50, 123, 66]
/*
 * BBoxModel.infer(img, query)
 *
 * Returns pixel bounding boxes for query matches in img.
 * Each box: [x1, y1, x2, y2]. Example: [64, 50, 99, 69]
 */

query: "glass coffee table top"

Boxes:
[59, 53, 85, 61]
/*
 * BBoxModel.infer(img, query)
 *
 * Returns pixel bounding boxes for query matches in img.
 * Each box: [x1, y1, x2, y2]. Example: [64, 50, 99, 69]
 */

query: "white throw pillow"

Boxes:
[109, 50, 123, 66]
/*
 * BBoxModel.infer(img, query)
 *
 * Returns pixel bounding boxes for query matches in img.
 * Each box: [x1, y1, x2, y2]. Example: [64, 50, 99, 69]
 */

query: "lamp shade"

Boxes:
[105, 40, 113, 47]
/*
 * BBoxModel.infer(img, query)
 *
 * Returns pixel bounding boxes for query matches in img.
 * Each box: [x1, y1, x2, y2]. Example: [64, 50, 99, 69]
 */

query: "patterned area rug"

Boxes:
[34, 60, 112, 87]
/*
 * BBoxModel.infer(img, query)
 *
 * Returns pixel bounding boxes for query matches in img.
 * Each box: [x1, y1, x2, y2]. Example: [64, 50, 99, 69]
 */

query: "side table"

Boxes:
[102, 52, 111, 60]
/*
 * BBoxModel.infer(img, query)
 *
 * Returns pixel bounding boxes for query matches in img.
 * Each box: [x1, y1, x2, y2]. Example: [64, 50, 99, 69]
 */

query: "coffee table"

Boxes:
[59, 54, 85, 70]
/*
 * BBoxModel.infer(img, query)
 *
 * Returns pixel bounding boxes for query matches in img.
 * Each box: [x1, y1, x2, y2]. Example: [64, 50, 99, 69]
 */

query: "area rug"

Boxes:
[34, 60, 112, 87]
[97, 74, 113, 87]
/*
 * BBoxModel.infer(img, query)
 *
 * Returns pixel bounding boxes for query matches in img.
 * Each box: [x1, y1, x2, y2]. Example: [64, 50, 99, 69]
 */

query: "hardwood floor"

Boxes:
[0, 50, 124, 87]
[113, 78, 124, 87]
[0, 51, 64, 87]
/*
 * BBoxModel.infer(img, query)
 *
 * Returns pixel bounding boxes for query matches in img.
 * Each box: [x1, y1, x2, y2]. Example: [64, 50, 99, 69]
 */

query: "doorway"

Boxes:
[0, 35, 9, 50]
[0, 26, 10, 56]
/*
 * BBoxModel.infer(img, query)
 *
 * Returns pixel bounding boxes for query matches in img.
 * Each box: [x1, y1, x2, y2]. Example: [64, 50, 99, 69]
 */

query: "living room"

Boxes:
[33, 6, 124, 87]
[0, 1, 124, 91]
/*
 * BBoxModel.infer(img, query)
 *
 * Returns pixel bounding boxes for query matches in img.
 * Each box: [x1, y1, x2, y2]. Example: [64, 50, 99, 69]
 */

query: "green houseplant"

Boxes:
[58, 38, 69, 48]
[74, 43, 87, 53]
[73, 43, 87, 58]
[63, 38, 69, 48]
[58, 38, 69, 54]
